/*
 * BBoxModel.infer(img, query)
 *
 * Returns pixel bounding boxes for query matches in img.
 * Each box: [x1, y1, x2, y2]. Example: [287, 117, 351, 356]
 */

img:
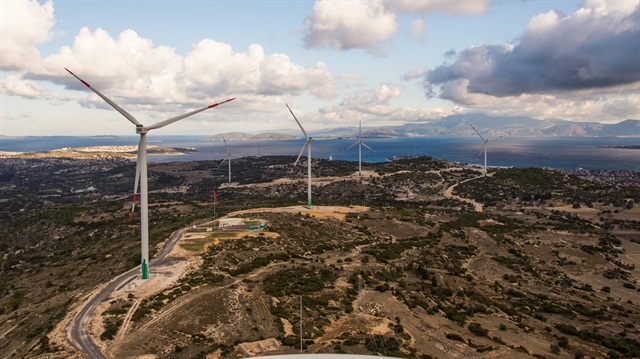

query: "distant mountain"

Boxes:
[206, 132, 297, 141]
[598, 119, 640, 136]
[314, 114, 640, 138]
[252, 133, 298, 140]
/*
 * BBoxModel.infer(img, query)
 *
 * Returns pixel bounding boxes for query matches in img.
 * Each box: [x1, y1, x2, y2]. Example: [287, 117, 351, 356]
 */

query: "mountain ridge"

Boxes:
[315, 115, 640, 138]
[3, 116, 638, 139]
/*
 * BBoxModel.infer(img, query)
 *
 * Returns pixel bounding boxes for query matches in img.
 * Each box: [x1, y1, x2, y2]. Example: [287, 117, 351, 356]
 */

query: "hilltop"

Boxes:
[0, 155, 639, 358]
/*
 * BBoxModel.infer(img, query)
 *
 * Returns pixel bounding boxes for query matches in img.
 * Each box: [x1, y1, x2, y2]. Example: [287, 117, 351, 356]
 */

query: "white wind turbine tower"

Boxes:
[470, 124, 504, 177]
[346, 121, 375, 176]
[287, 104, 333, 208]
[220, 136, 240, 184]
[66, 68, 234, 279]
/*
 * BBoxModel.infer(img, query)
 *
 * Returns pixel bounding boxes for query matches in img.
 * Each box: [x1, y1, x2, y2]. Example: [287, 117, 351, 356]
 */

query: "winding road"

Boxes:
[443, 172, 485, 212]
[67, 168, 485, 358]
[68, 228, 186, 358]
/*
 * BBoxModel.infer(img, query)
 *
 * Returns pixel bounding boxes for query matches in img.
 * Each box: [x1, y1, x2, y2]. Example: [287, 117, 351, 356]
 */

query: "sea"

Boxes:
[1, 135, 639, 171]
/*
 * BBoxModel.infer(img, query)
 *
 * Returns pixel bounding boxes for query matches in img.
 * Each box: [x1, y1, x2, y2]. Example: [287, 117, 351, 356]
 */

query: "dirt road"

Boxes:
[68, 228, 186, 358]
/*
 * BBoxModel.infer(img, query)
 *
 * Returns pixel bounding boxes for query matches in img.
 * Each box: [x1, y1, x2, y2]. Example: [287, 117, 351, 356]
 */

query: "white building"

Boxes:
[218, 218, 243, 227]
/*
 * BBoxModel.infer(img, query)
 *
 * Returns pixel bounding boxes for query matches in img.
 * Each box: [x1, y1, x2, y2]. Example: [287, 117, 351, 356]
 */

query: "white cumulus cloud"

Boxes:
[303, 0, 493, 52]
[316, 84, 455, 126]
[19, 27, 334, 114]
[0, 0, 55, 71]
[1, 75, 53, 99]
[388, 0, 492, 15]
[303, 0, 398, 53]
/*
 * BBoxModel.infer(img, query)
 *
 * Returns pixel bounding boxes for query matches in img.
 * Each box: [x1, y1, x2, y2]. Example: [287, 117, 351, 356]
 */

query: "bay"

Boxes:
[1, 135, 638, 171]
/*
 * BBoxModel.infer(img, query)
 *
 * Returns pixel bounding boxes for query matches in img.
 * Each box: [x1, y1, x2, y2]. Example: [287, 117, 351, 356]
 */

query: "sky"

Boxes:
[1, 0, 639, 136]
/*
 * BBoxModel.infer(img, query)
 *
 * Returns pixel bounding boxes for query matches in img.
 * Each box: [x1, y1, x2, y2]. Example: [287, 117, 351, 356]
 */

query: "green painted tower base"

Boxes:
[141, 259, 149, 279]
[307, 198, 312, 207]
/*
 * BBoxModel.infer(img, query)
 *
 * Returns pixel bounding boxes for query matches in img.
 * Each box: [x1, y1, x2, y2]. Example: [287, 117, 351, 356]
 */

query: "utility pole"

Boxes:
[213, 188, 217, 220]
[358, 275, 363, 314]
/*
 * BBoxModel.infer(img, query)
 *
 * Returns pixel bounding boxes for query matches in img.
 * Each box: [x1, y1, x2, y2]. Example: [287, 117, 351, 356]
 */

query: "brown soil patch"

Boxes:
[228, 205, 368, 221]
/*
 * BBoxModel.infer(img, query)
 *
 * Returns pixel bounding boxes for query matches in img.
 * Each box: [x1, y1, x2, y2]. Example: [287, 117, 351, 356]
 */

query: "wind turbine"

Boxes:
[346, 121, 375, 176]
[470, 124, 503, 177]
[287, 104, 333, 208]
[219, 136, 240, 184]
[66, 68, 234, 279]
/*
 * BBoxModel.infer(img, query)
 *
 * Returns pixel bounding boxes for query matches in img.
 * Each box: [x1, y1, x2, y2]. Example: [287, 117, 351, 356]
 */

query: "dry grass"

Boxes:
[179, 230, 248, 253]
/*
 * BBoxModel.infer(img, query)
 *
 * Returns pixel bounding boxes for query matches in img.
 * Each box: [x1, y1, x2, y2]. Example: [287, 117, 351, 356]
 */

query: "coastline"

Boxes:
[0, 145, 198, 159]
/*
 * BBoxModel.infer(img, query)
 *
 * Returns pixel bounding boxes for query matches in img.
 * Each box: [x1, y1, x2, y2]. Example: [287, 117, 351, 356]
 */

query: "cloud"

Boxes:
[302, 0, 398, 53]
[425, 1, 640, 99]
[410, 19, 425, 42]
[341, 84, 401, 114]
[1, 75, 54, 99]
[179, 40, 334, 99]
[403, 67, 427, 80]
[20, 27, 334, 112]
[433, 80, 640, 122]
[388, 0, 492, 15]
[316, 84, 455, 126]
[302, 0, 492, 52]
[0, 0, 55, 71]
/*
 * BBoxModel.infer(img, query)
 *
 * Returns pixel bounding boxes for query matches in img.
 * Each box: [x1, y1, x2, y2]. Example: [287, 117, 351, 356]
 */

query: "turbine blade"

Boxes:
[346, 141, 358, 150]
[146, 98, 235, 131]
[222, 136, 231, 155]
[312, 137, 336, 141]
[218, 157, 228, 167]
[289, 141, 309, 176]
[286, 103, 309, 140]
[362, 142, 375, 152]
[469, 124, 486, 142]
[130, 139, 143, 220]
[358, 121, 362, 138]
[65, 68, 141, 126]
[479, 143, 486, 158]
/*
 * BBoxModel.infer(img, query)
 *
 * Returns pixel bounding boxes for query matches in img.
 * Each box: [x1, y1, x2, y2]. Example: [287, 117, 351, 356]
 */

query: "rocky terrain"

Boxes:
[0, 155, 639, 358]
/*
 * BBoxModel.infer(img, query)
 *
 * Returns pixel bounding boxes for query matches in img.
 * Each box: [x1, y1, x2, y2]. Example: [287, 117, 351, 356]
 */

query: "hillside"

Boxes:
[0, 156, 639, 358]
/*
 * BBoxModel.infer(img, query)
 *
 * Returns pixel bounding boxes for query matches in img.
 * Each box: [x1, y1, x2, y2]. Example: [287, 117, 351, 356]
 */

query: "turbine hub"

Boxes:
[136, 124, 147, 134]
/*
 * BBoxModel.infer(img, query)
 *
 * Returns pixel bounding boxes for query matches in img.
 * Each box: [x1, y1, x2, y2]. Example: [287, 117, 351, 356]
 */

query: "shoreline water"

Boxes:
[1, 135, 639, 171]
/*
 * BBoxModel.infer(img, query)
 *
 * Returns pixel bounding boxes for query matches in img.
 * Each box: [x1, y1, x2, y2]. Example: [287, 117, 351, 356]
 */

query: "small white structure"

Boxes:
[125, 282, 137, 291]
[218, 218, 243, 227]
[237, 338, 280, 357]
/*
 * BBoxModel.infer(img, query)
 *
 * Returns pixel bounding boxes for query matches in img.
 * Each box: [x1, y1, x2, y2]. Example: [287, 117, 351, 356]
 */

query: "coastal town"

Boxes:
[0, 145, 197, 160]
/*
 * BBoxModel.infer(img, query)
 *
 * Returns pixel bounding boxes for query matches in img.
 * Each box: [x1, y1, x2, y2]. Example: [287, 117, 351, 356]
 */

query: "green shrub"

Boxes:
[445, 333, 464, 342]
[468, 322, 489, 337]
